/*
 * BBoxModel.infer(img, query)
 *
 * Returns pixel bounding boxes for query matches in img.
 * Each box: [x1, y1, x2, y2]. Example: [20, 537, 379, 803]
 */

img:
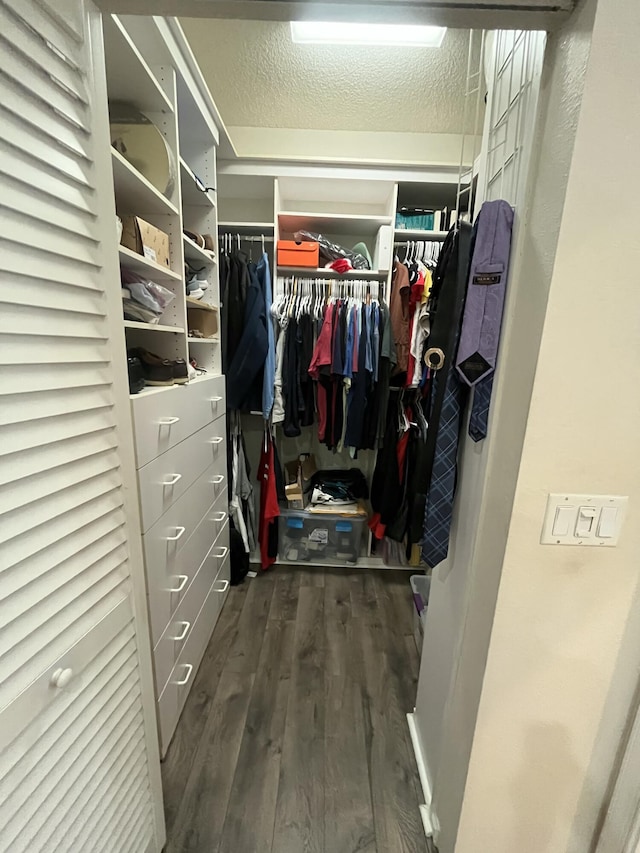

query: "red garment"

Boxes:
[258, 433, 280, 570]
[308, 305, 333, 379]
[397, 428, 410, 484]
[328, 258, 352, 274]
[368, 511, 386, 541]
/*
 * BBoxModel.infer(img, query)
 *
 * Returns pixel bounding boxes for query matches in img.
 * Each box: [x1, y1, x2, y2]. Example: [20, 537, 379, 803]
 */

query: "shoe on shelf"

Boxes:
[188, 274, 209, 290]
[187, 287, 205, 300]
[173, 358, 189, 385]
[128, 347, 174, 386]
[127, 356, 145, 395]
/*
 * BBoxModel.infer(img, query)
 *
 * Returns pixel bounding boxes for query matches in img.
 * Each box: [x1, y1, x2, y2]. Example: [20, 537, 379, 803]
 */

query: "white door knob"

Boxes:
[51, 667, 74, 689]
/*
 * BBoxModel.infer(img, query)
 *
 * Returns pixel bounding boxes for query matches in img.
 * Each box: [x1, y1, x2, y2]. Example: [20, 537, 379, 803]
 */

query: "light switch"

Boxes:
[598, 506, 618, 538]
[541, 494, 628, 546]
[575, 506, 598, 538]
[552, 506, 574, 537]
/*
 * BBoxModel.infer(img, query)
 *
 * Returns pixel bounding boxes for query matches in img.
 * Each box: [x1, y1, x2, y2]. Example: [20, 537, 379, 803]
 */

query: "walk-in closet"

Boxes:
[5, 2, 638, 853]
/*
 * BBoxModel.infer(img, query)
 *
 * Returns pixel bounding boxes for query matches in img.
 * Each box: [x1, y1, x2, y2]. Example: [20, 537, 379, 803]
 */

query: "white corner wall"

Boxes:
[413, 1, 598, 850]
[453, 0, 640, 849]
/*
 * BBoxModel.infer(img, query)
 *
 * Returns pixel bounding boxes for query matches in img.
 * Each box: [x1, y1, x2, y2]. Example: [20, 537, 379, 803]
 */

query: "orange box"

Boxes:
[277, 240, 319, 268]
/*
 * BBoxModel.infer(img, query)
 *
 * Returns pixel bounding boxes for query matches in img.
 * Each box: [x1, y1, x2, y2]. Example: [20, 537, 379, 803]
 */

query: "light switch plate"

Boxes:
[541, 494, 628, 546]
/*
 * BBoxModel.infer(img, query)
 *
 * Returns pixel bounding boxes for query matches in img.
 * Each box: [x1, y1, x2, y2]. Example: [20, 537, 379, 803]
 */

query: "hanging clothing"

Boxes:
[258, 430, 279, 570]
[389, 261, 411, 376]
[421, 222, 473, 568]
[455, 200, 514, 441]
[228, 414, 257, 555]
[227, 261, 269, 411]
[257, 252, 276, 420]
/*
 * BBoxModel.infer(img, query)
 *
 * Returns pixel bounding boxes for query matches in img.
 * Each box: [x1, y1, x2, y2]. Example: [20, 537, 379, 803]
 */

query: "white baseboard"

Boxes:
[407, 712, 435, 838]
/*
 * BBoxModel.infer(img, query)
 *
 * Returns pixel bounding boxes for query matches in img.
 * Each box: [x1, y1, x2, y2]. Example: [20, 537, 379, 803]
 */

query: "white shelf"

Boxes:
[277, 266, 389, 280]
[394, 229, 449, 241]
[124, 321, 184, 333]
[187, 336, 219, 344]
[218, 221, 274, 234]
[180, 157, 216, 208]
[103, 16, 173, 115]
[118, 246, 182, 282]
[112, 148, 179, 216]
[279, 211, 392, 237]
[183, 234, 216, 266]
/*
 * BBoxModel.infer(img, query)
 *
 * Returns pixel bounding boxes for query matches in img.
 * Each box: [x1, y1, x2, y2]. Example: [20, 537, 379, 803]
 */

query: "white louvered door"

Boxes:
[0, 1, 165, 851]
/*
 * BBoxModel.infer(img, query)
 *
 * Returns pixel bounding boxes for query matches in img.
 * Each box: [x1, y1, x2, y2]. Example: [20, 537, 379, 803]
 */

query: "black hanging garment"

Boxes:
[226, 257, 269, 410]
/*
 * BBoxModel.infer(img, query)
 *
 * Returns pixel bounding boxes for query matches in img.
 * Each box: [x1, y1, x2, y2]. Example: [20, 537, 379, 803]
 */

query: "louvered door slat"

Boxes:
[0, 86, 92, 171]
[0, 362, 112, 398]
[0, 140, 94, 212]
[0, 2, 161, 849]
[2, 428, 118, 486]
[1, 241, 103, 289]
[3, 178, 98, 239]
[0, 6, 88, 102]
[0, 408, 116, 457]
[4, 0, 82, 58]
[0, 38, 89, 132]
[1, 470, 121, 551]
[1, 506, 125, 606]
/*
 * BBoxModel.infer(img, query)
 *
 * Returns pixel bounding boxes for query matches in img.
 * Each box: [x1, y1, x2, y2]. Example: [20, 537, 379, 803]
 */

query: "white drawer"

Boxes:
[131, 375, 226, 469]
[145, 489, 229, 646]
[157, 554, 230, 757]
[137, 417, 227, 533]
[153, 528, 229, 695]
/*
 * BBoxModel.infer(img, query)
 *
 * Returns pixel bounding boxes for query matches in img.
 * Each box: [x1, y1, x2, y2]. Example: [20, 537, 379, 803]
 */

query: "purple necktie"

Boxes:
[456, 200, 513, 439]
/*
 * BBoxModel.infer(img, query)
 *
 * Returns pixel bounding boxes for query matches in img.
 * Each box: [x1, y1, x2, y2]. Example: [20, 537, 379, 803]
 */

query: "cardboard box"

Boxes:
[277, 240, 319, 268]
[186, 301, 218, 339]
[284, 454, 317, 508]
[120, 215, 170, 268]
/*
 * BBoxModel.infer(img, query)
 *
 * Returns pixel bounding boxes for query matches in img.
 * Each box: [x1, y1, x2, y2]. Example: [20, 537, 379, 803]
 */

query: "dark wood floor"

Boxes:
[162, 566, 430, 853]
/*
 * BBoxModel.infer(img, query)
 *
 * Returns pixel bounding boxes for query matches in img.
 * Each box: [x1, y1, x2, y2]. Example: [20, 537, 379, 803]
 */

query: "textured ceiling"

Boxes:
[180, 19, 476, 134]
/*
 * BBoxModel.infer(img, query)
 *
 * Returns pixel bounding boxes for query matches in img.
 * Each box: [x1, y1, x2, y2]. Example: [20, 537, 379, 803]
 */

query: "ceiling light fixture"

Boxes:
[290, 21, 447, 48]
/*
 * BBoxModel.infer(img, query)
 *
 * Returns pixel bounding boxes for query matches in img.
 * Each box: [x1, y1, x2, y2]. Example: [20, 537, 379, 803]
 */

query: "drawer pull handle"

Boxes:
[214, 579, 230, 594]
[51, 667, 74, 689]
[162, 473, 182, 487]
[211, 475, 225, 485]
[209, 396, 223, 403]
[170, 621, 191, 641]
[215, 546, 229, 560]
[158, 417, 180, 426]
[173, 664, 193, 686]
[168, 574, 189, 593]
[208, 436, 224, 445]
[165, 526, 186, 542]
[212, 511, 227, 522]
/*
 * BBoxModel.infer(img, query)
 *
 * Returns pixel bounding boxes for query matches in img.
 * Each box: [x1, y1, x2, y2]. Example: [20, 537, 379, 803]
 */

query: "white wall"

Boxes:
[413, 2, 597, 850]
[453, 0, 640, 849]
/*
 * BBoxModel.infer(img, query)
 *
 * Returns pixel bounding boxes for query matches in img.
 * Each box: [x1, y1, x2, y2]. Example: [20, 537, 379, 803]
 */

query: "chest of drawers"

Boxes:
[130, 376, 229, 756]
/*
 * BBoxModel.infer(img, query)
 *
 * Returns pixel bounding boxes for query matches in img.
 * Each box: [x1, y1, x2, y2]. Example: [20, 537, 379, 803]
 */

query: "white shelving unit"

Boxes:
[123, 320, 185, 333]
[102, 14, 229, 763]
[277, 266, 389, 280]
[118, 245, 182, 281]
[106, 12, 221, 379]
[111, 148, 179, 217]
[183, 233, 216, 266]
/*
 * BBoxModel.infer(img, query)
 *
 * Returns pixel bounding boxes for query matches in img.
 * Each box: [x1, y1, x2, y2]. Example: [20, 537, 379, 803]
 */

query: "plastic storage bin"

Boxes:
[278, 507, 367, 565]
[410, 574, 431, 655]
